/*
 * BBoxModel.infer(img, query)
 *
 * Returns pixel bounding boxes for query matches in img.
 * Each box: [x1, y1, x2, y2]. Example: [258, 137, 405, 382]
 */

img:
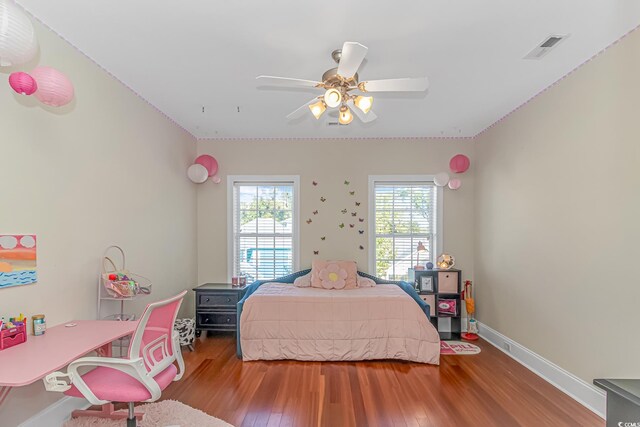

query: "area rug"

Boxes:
[64, 400, 234, 427]
[440, 340, 481, 355]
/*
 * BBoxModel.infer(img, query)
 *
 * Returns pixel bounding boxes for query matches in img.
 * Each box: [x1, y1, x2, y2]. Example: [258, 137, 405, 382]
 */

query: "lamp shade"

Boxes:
[31, 67, 75, 107]
[0, 0, 38, 67]
[9, 72, 37, 95]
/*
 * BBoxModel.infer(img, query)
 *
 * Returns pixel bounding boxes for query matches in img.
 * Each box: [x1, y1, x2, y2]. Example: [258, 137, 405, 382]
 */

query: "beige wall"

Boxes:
[0, 22, 197, 425]
[197, 139, 475, 285]
[475, 29, 640, 382]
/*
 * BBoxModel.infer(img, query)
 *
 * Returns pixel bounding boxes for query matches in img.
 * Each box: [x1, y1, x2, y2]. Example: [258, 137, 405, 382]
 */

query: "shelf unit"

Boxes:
[411, 268, 462, 340]
[97, 246, 152, 355]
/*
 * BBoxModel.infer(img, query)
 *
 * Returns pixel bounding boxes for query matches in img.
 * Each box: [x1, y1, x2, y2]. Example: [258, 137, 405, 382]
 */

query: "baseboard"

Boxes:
[477, 322, 605, 418]
[18, 396, 90, 427]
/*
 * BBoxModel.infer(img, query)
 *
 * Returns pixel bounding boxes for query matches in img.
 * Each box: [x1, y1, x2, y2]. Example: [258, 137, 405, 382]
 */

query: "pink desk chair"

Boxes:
[44, 291, 187, 427]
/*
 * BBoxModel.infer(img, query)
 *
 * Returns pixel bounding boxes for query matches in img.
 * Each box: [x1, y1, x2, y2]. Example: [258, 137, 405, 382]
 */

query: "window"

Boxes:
[228, 176, 299, 282]
[369, 176, 442, 281]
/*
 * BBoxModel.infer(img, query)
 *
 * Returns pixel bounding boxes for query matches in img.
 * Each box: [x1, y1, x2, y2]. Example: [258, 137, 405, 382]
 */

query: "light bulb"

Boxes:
[324, 88, 342, 108]
[308, 100, 326, 119]
[338, 106, 353, 125]
[354, 95, 373, 114]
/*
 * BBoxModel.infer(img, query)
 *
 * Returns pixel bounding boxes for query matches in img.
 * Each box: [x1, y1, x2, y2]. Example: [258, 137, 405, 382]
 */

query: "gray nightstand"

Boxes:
[193, 283, 247, 336]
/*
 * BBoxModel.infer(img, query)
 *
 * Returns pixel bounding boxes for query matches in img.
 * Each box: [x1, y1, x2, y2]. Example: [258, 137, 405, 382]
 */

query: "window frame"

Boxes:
[227, 175, 300, 282]
[368, 175, 444, 278]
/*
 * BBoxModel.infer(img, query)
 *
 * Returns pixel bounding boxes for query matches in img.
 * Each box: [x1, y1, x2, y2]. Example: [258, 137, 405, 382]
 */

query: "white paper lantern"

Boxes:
[187, 164, 208, 184]
[0, 0, 38, 67]
[434, 172, 450, 187]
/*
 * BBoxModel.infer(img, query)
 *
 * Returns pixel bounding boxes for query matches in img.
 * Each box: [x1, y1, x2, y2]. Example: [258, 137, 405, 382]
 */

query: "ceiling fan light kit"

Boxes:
[309, 99, 327, 119]
[354, 95, 373, 114]
[338, 105, 353, 125]
[256, 41, 429, 125]
[323, 88, 342, 108]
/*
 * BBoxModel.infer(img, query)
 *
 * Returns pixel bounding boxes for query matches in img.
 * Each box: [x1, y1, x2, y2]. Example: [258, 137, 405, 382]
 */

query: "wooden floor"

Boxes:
[162, 334, 603, 427]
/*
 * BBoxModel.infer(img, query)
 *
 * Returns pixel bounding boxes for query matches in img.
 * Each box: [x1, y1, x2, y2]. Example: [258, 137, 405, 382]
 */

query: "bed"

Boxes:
[236, 270, 440, 364]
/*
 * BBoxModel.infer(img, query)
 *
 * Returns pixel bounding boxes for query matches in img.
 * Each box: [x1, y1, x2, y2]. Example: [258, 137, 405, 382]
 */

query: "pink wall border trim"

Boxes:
[15, 0, 640, 143]
[14, 2, 196, 141]
[474, 22, 640, 138]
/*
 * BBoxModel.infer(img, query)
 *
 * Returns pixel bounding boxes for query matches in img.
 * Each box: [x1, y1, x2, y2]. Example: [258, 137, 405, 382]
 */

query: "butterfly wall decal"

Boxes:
[312, 181, 318, 186]
[341, 209, 347, 214]
[313, 210, 318, 215]
[349, 191, 355, 196]
[359, 245, 364, 250]
[359, 230, 364, 234]
[355, 202, 361, 206]
[306, 219, 312, 224]
[320, 197, 326, 202]
[314, 250, 319, 255]
[349, 224, 355, 228]
[359, 218, 364, 222]
[344, 180, 350, 185]
[338, 223, 345, 229]
[321, 236, 326, 241]
[351, 212, 357, 216]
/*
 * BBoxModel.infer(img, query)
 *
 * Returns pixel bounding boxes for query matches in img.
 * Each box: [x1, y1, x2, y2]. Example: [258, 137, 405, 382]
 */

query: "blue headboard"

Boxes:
[235, 270, 430, 358]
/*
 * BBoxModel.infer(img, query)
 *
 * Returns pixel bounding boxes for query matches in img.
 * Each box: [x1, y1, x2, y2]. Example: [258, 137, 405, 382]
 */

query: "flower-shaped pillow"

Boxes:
[311, 260, 358, 290]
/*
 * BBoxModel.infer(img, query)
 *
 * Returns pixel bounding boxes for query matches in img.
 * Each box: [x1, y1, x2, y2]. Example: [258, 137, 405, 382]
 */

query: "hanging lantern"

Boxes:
[187, 164, 208, 184]
[433, 172, 450, 187]
[8, 72, 37, 95]
[448, 178, 462, 190]
[449, 154, 471, 174]
[31, 67, 75, 107]
[0, 0, 38, 67]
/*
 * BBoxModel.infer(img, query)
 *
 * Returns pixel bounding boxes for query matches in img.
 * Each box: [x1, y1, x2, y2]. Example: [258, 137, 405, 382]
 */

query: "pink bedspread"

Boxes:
[240, 283, 440, 364]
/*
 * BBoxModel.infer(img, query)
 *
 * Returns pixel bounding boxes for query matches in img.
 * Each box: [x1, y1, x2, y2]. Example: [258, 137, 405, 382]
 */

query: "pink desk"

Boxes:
[0, 320, 138, 417]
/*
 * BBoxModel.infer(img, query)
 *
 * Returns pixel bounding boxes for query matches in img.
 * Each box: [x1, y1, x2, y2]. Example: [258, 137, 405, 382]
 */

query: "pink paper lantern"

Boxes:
[195, 155, 219, 177]
[449, 154, 470, 174]
[8, 72, 37, 95]
[448, 178, 462, 190]
[31, 66, 74, 107]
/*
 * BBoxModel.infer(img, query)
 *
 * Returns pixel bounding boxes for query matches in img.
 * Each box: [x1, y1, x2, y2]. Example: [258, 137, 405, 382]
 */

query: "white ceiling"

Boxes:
[17, 0, 640, 139]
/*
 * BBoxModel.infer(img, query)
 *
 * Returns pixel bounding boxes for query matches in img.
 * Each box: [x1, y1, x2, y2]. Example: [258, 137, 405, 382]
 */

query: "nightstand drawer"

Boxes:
[197, 312, 237, 328]
[438, 271, 459, 293]
[198, 293, 238, 307]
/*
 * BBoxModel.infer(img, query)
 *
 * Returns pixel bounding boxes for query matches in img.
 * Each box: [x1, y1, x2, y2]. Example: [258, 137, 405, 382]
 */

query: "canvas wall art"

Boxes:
[0, 235, 37, 289]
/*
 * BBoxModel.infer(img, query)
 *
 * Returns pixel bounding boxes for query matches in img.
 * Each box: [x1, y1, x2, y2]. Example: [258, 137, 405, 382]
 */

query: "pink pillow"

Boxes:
[311, 260, 358, 290]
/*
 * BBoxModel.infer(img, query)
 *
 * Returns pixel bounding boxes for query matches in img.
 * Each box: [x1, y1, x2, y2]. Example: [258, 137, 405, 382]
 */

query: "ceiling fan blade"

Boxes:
[257, 75, 323, 88]
[286, 97, 320, 120]
[337, 42, 368, 79]
[360, 77, 429, 92]
[346, 99, 377, 123]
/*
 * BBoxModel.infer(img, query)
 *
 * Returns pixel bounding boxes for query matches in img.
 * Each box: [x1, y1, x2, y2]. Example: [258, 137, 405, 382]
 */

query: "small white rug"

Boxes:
[64, 400, 234, 427]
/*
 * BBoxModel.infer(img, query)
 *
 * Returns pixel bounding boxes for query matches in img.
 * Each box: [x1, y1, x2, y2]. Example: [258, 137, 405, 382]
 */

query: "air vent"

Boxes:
[524, 34, 569, 59]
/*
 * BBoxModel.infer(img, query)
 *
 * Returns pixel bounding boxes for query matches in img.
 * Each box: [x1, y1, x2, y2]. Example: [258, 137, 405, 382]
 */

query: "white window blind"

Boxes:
[231, 181, 295, 281]
[372, 181, 439, 281]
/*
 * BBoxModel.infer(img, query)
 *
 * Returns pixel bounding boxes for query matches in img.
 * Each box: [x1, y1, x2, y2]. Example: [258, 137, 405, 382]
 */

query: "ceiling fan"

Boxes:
[256, 42, 429, 125]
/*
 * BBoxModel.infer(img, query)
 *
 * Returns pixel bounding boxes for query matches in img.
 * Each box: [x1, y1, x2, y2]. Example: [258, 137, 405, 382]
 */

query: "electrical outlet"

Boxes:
[503, 342, 511, 352]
